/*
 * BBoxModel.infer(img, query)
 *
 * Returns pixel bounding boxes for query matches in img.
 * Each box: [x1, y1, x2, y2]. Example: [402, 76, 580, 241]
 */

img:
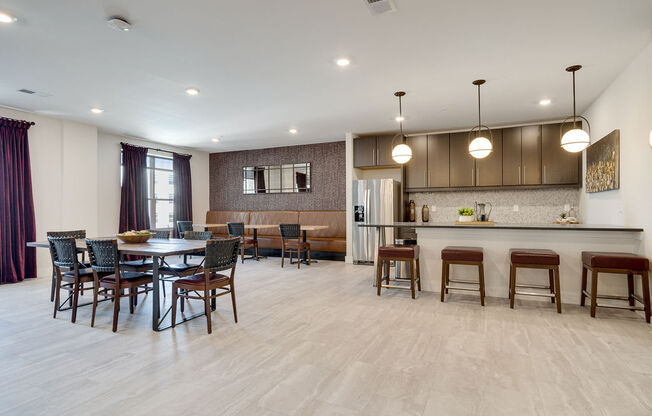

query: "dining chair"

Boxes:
[48, 236, 97, 323]
[176, 221, 193, 238]
[227, 222, 258, 263]
[171, 237, 240, 334]
[86, 239, 154, 332]
[47, 230, 87, 302]
[150, 229, 171, 239]
[279, 223, 310, 269]
[159, 230, 212, 298]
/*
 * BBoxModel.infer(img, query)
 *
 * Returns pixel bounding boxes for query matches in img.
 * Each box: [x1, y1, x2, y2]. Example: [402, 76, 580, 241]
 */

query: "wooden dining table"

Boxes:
[27, 237, 207, 332]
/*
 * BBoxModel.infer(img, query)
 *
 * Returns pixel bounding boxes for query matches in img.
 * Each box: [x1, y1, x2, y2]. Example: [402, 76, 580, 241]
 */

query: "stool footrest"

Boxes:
[514, 291, 555, 298]
[582, 289, 646, 310]
[380, 284, 411, 291]
[449, 279, 480, 285]
[515, 283, 551, 290]
[446, 285, 481, 292]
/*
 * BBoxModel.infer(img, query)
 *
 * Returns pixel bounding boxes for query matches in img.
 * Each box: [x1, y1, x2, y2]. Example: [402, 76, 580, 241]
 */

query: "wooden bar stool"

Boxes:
[581, 251, 650, 323]
[440, 246, 485, 305]
[509, 249, 561, 313]
[376, 245, 421, 299]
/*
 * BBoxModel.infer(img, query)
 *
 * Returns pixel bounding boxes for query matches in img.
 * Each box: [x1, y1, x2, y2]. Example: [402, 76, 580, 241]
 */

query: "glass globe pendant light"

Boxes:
[391, 91, 412, 164]
[468, 79, 493, 159]
[561, 65, 591, 153]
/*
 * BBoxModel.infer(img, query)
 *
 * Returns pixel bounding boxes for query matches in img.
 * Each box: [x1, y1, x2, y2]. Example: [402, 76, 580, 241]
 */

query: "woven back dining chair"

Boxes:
[46, 230, 87, 302]
[227, 222, 258, 263]
[176, 221, 193, 238]
[86, 239, 153, 332]
[48, 236, 94, 323]
[171, 237, 241, 334]
[150, 229, 170, 239]
[279, 223, 310, 269]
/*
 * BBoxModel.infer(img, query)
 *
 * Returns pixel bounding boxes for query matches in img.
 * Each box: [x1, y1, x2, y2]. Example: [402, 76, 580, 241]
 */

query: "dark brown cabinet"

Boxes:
[427, 133, 450, 188]
[405, 135, 428, 188]
[375, 135, 397, 167]
[502, 126, 541, 185]
[542, 123, 581, 185]
[353, 137, 376, 168]
[475, 129, 502, 186]
[449, 132, 475, 187]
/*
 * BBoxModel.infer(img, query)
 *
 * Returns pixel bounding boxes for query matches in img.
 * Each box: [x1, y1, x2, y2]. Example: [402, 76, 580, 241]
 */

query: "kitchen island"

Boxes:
[358, 222, 644, 305]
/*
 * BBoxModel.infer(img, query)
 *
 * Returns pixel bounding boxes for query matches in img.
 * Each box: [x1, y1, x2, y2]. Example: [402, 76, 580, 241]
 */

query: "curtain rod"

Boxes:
[0, 116, 35, 125]
[120, 141, 192, 158]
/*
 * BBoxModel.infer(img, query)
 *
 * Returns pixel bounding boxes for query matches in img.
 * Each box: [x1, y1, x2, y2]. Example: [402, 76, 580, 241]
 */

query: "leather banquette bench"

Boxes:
[205, 210, 346, 254]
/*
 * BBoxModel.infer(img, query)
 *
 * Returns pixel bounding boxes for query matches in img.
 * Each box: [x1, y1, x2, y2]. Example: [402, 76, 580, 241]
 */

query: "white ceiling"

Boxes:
[1, 0, 651, 152]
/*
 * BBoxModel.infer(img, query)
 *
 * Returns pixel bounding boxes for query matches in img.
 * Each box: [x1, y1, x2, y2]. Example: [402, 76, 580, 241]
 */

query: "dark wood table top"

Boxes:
[27, 238, 207, 257]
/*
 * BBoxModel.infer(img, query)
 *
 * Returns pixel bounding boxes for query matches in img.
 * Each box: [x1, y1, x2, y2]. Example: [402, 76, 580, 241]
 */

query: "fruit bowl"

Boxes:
[117, 231, 153, 244]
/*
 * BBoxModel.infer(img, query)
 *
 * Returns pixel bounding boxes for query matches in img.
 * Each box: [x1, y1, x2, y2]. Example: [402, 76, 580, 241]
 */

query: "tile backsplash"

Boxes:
[409, 188, 580, 224]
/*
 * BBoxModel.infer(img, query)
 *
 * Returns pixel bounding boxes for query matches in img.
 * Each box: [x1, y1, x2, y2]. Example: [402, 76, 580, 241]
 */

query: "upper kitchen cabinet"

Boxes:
[405, 135, 428, 188]
[475, 129, 502, 186]
[427, 133, 450, 188]
[353, 136, 377, 168]
[375, 134, 399, 167]
[503, 125, 541, 185]
[353, 135, 400, 168]
[449, 132, 475, 187]
[541, 123, 581, 185]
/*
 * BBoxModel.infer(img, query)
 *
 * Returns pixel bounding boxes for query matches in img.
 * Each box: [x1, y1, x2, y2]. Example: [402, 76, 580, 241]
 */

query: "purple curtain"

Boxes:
[172, 153, 192, 238]
[0, 117, 36, 284]
[119, 143, 150, 233]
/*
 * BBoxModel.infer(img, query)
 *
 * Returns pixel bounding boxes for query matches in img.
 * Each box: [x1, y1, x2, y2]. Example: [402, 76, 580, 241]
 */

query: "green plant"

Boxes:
[457, 207, 474, 216]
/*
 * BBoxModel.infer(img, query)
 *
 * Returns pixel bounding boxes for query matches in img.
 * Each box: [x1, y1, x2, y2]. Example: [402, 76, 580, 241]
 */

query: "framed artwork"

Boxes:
[586, 129, 620, 193]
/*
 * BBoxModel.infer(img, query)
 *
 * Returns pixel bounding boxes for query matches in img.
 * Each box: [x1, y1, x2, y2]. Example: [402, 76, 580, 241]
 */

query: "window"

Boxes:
[121, 152, 175, 229]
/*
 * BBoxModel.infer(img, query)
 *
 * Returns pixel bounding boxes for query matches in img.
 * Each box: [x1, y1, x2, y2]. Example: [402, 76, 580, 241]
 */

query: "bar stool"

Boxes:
[376, 245, 421, 299]
[440, 246, 485, 305]
[509, 249, 561, 313]
[581, 251, 650, 323]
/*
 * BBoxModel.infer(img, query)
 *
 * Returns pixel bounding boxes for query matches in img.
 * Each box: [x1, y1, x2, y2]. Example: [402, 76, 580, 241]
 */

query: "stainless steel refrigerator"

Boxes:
[352, 179, 401, 264]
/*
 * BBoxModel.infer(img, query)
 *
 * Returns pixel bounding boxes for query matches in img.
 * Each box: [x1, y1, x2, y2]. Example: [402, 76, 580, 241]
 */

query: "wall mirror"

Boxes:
[243, 163, 311, 194]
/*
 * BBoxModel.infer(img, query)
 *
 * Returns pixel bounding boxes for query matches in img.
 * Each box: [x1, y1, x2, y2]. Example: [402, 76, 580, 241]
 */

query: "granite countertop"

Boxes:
[356, 222, 644, 232]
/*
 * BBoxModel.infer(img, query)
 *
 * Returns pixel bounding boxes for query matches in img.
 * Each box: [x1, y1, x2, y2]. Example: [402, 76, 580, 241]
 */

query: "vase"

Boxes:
[422, 205, 430, 222]
[408, 200, 416, 222]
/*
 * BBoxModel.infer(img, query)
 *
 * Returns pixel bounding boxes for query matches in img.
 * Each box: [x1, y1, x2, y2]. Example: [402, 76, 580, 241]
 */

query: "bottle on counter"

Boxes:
[408, 200, 416, 222]
[422, 204, 430, 222]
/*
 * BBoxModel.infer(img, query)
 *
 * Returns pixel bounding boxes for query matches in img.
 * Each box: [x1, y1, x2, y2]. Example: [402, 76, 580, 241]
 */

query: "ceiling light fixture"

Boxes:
[391, 91, 412, 164]
[185, 87, 200, 96]
[211, 137, 220, 143]
[468, 80, 493, 159]
[107, 16, 131, 32]
[0, 11, 16, 23]
[561, 65, 591, 153]
[289, 128, 298, 134]
[90, 107, 104, 114]
[539, 98, 551, 106]
[336, 58, 351, 67]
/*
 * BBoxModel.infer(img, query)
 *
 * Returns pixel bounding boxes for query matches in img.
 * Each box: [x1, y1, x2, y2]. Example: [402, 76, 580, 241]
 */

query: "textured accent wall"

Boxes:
[209, 141, 345, 211]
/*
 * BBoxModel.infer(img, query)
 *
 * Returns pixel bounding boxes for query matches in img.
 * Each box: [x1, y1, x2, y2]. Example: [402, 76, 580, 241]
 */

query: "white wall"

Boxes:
[580, 40, 652, 261]
[0, 107, 209, 276]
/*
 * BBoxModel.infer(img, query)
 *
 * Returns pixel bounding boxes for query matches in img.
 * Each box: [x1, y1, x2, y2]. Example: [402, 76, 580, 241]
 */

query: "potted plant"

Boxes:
[457, 207, 475, 222]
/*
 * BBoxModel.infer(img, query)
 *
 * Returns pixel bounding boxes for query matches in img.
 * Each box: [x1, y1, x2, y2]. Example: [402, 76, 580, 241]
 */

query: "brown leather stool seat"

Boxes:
[440, 246, 485, 305]
[378, 244, 419, 260]
[509, 248, 561, 313]
[511, 249, 559, 266]
[442, 246, 483, 262]
[581, 251, 650, 323]
[376, 245, 421, 299]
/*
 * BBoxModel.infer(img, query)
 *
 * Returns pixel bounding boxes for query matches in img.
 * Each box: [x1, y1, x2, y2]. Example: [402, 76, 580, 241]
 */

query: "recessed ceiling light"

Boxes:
[106, 16, 131, 32]
[211, 137, 220, 143]
[185, 87, 200, 96]
[0, 11, 16, 23]
[90, 107, 104, 114]
[289, 128, 298, 134]
[539, 98, 552, 106]
[336, 58, 351, 67]
[395, 116, 405, 122]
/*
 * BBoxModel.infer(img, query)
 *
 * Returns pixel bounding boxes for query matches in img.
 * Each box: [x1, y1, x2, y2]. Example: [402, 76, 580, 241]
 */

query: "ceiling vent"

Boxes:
[363, 0, 397, 15]
[17, 88, 52, 97]
[18, 89, 35, 94]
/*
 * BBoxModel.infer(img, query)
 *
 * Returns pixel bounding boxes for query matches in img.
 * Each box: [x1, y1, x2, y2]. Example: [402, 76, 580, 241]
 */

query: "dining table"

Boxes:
[27, 237, 208, 332]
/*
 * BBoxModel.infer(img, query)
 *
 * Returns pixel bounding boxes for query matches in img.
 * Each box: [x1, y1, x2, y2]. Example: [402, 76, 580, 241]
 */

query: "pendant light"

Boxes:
[561, 65, 591, 153]
[391, 91, 412, 164]
[468, 79, 493, 159]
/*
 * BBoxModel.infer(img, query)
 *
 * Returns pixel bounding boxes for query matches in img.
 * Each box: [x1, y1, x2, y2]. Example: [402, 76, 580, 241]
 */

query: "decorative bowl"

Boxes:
[117, 232, 153, 244]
